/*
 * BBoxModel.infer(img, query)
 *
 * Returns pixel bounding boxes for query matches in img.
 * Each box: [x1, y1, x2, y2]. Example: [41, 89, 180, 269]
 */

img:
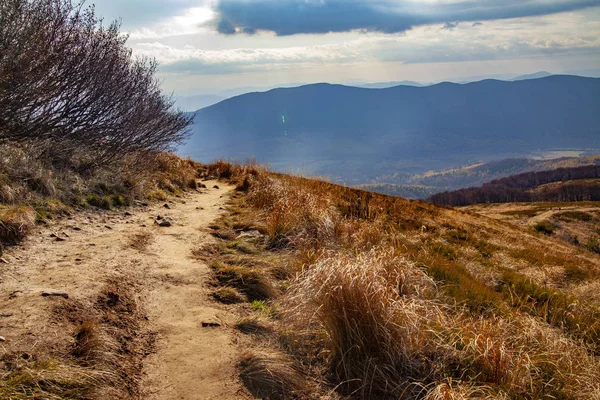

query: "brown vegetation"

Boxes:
[0, 280, 152, 399]
[0, 143, 201, 247]
[0, 0, 195, 251]
[202, 161, 600, 399]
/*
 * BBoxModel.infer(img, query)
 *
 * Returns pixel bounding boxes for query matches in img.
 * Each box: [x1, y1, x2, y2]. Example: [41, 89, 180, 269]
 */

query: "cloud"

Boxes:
[135, 41, 367, 74]
[212, 0, 600, 36]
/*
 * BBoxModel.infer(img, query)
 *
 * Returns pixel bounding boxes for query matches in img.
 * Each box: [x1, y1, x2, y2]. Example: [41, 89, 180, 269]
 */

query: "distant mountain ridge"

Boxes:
[181, 75, 600, 183]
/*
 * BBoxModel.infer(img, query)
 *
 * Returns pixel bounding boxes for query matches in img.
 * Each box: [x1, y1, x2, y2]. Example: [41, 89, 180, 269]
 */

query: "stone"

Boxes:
[155, 218, 173, 227]
[0, 258, 8, 264]
[213, 185, 220, 189]
[42, 291, 69, 299]
[163, 203, 170, 209]
[202, 319, 222, 328]
[0, 336, 5, 342]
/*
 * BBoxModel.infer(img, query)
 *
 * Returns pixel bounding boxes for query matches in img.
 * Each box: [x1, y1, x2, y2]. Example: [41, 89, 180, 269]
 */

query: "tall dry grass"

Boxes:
[210, 161, 600, 399]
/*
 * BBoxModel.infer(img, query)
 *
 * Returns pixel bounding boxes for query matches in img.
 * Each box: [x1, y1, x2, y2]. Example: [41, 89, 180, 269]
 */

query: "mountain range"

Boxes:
[175, 70, 600, 112]
[180, 75, 600, 184]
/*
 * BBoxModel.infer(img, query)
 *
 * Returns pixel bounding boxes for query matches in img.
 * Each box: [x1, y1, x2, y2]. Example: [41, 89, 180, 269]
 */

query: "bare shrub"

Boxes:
[0, 0, 191, 168]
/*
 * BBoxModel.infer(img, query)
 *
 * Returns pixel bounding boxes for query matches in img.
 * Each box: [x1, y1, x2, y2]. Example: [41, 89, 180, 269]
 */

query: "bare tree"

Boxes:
[0, 0, 192, 169]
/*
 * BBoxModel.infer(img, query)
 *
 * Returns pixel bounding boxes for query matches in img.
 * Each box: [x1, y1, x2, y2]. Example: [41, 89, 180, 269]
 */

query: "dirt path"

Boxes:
[0, 181, 250, 399]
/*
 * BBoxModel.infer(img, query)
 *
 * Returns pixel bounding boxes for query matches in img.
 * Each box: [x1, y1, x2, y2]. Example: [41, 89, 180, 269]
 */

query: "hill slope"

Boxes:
[200, 163, 600, 399]
[183, 75, 600, 182]
[429, 165, 600, 206]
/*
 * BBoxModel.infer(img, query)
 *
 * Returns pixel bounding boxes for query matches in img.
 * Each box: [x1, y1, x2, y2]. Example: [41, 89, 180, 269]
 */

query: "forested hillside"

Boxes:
[429, 165, 600, 206]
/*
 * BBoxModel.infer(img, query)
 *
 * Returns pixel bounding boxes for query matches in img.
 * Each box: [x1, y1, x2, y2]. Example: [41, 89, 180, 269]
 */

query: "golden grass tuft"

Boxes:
[0, 205, 36, 244]
[212, 286, 247, 304]
[239, 349, 308, 400]
[236, 316, 274, 336]
[213, 262, 278, 301]
[127, 232, 153, 252]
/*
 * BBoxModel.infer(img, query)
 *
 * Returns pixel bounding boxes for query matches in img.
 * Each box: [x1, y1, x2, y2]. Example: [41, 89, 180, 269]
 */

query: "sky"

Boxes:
[92, 0, 600, 95]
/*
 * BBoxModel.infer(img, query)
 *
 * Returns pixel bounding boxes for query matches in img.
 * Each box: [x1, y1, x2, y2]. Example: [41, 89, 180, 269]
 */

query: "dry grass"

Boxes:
[212, 261, 278, 301]
[0, 279, 151, 399]
[200, 161, 600, 399]
[212, 287, 247, 304]
[0, 143, 202, 246]
[0, 205, 36, 244]
[236, 316, 274, 336]
[239, 349, 309, 400]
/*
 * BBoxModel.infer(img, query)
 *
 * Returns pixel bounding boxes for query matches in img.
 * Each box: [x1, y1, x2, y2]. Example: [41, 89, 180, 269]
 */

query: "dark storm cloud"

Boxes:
[212, 0, 600, 35]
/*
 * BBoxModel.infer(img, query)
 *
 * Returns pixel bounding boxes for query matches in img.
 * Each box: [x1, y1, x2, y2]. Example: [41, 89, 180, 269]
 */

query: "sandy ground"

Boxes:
[0, 181, 251, 399]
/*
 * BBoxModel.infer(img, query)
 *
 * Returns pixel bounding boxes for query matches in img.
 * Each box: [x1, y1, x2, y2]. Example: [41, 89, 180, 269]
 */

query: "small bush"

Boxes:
[534, 220, 555, 235]
[109, 194, 127, 207]
[146, 189, 168, 201]
[187, 179, 198, 190]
